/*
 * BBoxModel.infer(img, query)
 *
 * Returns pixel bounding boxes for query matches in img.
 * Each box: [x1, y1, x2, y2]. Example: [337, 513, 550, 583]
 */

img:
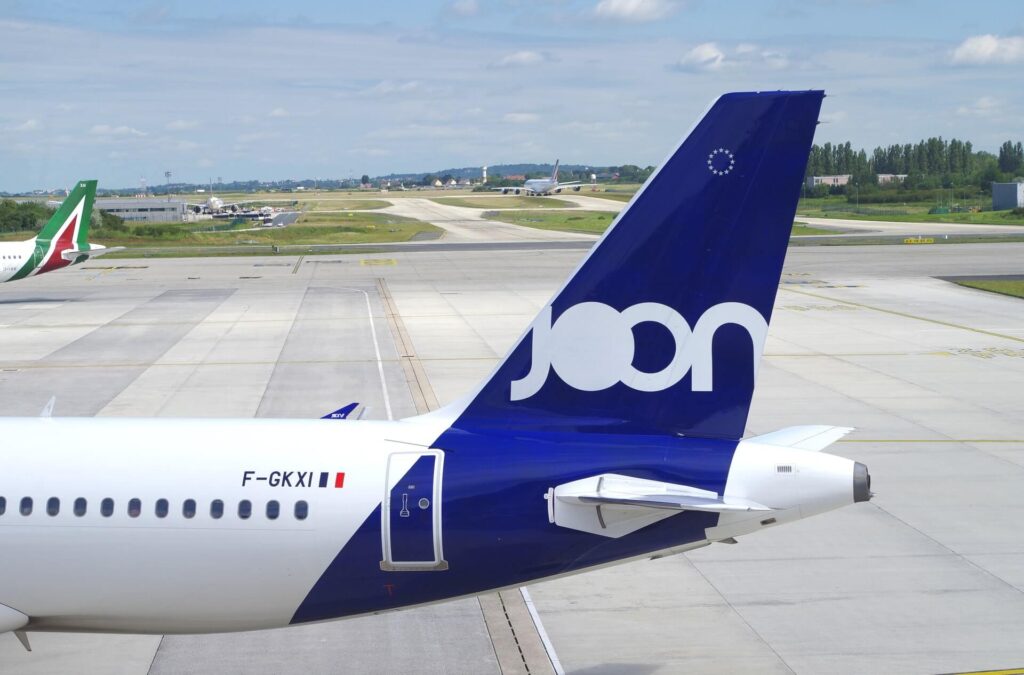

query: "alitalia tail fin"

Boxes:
[551, 159, 560, 182]
[37, 180, 96, 249]
[10, 180, 109, 280]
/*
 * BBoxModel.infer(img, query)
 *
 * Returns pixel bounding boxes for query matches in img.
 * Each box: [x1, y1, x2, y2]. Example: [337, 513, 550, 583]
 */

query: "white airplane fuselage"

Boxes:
[0, 415, 862, 635]
[523, 177, 558, 194]
[0, 241, 36, 283]
[0, 418, 443, 634]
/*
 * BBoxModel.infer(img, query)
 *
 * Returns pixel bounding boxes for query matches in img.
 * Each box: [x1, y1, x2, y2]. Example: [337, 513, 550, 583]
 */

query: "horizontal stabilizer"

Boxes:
[747, 425, 854, 452]
[61, 246, 123, 261]
[548, 473, 769, 538]
[577, 492, 769, 513]
[322, 402, 359, 420]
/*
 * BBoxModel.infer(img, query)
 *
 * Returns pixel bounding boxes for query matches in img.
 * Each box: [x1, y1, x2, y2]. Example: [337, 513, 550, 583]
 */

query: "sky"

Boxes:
[2, 0, 1023, 192]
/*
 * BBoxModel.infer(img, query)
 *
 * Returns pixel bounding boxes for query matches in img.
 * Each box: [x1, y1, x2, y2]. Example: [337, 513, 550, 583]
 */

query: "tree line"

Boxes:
[805, 137, 1024, 196]
[0, 199, 124, 234]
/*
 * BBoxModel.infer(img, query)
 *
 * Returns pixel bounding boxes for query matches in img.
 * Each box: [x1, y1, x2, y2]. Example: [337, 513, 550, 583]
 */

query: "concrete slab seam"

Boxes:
[684, 555, 798, 674]
[520, 587, 564, 675]
[783, 287, 1024, 344]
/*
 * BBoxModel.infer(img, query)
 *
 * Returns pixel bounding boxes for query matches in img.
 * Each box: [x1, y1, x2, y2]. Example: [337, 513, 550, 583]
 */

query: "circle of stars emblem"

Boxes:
[707, 148, 735, 176]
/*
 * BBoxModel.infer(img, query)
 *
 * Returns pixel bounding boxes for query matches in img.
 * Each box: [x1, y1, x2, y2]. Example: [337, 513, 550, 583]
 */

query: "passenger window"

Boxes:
[74, 498, 87, 516]
[183, 499, 196, 519]
[20, 497, 32, 516]
[155, 499, 169, 518]
[211, 499, 224, 519]
[266, 500, 280, 520]
[47, 497, 60, 516]
[101, 498, 114, 517]
[238, 500, 252, 519]
[0, 496, 6, 515]
[128, 498, 141, 518]
[295, 500, 309, 520]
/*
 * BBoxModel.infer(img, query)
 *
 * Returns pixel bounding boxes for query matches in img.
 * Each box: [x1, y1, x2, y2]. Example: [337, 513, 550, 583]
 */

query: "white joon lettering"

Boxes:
[510, 302, 767, 401]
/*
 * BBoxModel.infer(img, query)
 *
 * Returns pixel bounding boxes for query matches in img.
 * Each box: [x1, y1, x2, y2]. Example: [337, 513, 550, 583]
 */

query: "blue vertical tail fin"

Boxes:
[440, 91, 824, 439]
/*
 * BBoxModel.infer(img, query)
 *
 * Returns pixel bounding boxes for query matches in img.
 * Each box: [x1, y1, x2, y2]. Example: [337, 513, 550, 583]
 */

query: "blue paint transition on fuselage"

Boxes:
[292, 431, 735, 624]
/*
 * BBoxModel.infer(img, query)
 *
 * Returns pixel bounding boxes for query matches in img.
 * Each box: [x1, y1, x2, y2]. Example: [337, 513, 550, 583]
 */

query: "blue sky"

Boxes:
[2, 0, 1023, 191]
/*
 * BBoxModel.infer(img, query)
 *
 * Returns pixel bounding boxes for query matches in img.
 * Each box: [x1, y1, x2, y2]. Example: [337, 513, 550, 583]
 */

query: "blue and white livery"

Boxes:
[0, 91, 871, 645]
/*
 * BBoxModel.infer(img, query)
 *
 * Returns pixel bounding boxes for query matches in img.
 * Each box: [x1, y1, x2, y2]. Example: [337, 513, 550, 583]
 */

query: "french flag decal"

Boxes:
[318, 472, 346, 488]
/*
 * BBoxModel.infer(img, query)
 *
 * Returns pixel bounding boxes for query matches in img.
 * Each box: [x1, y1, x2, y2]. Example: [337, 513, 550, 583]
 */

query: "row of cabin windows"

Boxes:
[0, 496, 308, 521]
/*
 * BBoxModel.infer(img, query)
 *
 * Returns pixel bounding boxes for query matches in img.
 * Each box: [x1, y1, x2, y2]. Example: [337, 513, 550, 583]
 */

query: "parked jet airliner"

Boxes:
[496, 159, 585, 195]
[0, 91, 871, 651]
[0, 180, 117, 283]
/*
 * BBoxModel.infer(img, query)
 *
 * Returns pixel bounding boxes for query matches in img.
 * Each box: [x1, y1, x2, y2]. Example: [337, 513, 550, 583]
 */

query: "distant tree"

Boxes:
[421, 174, 438, 187]
[0, 199, 52, 233]
[998, 141, 1024, 174]
[360, 174, 371, 185]
[441, 174, 454, 185]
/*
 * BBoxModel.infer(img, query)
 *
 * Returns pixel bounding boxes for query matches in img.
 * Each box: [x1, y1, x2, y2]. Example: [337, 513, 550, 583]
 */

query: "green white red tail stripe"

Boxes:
[9, 180, 97, 281]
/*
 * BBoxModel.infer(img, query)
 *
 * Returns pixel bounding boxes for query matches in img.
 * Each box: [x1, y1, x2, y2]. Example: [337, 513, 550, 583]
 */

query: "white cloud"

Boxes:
[10, 119, 41, 132]
[366, 80, 422, 95]
[165, 119, 199, 131]
[90, 124, 146, 137]
[674, 42, 725, 71]
[269, 107, 290, 118]
[594, 0, 677, 22]
[503, 112, 539, 124]
[952, 34, 1024, 65]
[491, 50, 548, 68]
[760, 49, 789, 70]
[447, 0, 479, 16]
[956, 96, 1000, 117]
[236, 131, 279, 143]
[671, 42, 788, 72]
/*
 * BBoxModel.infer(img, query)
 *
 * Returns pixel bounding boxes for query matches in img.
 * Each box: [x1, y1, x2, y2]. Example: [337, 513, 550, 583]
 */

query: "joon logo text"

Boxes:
[510, 301, 767, 401]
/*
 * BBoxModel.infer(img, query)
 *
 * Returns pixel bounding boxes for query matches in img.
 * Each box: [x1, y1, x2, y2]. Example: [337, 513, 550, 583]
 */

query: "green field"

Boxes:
[952, 279, 1024, 299]
[791, 224, 839, 236]
[430, 196, 572, 209]
[487, 210, 614, 233]
[797, 196, 1024, 225]
[301, 199, 390, 211]
[0, 212, 440, 250]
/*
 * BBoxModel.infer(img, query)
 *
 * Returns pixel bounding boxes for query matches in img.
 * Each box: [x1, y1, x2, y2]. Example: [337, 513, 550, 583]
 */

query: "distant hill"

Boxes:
[3, 164, 616, 196]
[380, 163, 594, 183]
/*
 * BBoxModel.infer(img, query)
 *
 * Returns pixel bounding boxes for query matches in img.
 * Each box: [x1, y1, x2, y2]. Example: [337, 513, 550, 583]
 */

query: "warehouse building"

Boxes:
[94, 199, 186, 223]
[48, 198, 188, 223]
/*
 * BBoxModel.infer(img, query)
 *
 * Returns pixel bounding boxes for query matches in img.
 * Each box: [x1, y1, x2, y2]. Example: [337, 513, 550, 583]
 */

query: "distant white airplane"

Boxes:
[0, 91, 871, 650]
[495, 160, 585, 196]
[0, 180, 119, 283]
